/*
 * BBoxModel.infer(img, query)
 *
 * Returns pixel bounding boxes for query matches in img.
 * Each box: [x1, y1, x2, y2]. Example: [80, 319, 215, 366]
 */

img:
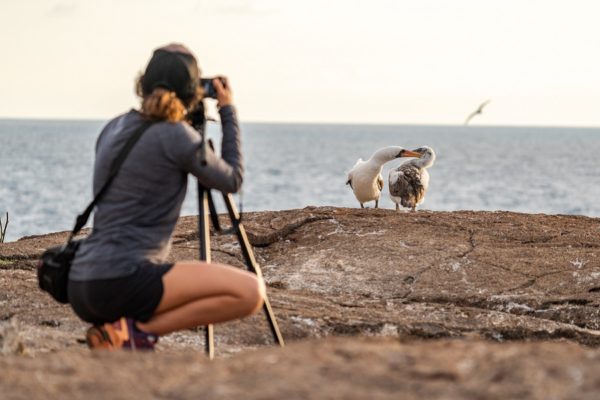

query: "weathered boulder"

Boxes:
[1, 207, 600, 398]
[2, 338, 599, 400]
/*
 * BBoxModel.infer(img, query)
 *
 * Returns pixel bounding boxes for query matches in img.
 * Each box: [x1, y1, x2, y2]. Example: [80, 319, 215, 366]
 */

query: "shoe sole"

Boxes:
[86, 325, 120, 350]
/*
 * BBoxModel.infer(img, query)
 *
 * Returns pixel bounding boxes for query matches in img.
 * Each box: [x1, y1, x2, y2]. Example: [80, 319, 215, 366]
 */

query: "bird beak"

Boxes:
[398, 149, 422, 158]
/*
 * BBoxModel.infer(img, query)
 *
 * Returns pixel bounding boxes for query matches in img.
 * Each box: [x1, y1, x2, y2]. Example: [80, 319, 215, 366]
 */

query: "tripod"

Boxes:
[190, 102, 283, 357]
[197, 183, 285, 358]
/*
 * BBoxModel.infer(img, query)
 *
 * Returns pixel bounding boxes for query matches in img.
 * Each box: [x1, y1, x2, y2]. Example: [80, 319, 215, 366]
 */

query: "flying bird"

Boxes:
[389, 146, 436, 212]
[346, 146, 421, 208]
[464, 100, 491, 125]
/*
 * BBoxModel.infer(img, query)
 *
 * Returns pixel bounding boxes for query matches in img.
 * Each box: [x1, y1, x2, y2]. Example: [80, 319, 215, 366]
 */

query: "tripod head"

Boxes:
[187, 101, 209, 166]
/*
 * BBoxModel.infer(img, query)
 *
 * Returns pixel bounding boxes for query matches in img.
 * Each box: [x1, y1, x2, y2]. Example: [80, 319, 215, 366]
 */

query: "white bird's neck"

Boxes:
[368, 146, 404, 166]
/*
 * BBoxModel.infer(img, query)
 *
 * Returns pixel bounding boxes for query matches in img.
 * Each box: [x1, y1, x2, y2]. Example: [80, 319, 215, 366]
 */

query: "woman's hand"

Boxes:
[214, 77, 233, 108]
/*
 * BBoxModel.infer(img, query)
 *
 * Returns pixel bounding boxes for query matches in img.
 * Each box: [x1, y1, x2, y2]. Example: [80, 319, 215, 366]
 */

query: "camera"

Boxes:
[200, 77, 225, 99]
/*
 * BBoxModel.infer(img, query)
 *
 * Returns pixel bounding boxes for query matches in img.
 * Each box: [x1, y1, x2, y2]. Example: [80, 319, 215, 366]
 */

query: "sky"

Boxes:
[0, 0, 599, 126]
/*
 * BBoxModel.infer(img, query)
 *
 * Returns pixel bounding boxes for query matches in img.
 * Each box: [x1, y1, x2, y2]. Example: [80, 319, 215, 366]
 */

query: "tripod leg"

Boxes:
[197, 184, 215, 359]
[207, 191, 222, 232]
[221, 192, 285, 347]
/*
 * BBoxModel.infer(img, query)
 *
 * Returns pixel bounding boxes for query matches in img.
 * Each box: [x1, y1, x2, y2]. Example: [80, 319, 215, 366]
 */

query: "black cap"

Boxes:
[141, 43, 199, 102]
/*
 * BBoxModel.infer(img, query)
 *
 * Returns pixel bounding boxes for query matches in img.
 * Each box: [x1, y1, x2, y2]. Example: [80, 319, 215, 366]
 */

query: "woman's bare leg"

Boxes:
[137, 261, 265, 335]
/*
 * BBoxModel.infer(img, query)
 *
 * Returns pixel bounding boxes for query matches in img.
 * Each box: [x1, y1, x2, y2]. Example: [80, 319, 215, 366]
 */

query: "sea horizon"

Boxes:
[1, 119, 600, 242]
[1, 116, 599, 130]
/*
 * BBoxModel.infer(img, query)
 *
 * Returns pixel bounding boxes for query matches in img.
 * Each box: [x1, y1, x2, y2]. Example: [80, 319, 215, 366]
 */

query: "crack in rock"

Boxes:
[247, 215, 334, 247]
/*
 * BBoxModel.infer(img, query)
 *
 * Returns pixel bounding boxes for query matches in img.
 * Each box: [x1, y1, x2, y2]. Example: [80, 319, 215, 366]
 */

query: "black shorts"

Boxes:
[68, 261, 174, 325]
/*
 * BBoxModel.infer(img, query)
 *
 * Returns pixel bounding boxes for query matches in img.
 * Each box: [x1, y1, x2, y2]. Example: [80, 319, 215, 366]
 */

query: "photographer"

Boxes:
[68, 43, 265, 350]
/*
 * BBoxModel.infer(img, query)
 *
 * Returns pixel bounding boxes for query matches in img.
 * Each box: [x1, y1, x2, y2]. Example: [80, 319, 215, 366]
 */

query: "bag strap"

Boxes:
[68, 120, 154, 241]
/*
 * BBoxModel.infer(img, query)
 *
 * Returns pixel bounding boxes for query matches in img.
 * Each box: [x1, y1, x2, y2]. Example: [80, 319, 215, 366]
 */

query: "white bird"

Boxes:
[346, 146, 421, 208]
[389, 146, 436, 212]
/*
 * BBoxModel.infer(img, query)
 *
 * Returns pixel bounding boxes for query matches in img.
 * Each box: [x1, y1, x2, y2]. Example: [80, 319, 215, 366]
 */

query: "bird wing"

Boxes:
[477, 99, 491, 113]
[464, 111, 478, 125]
[389, 164, 425, 209]
[346, 158, 364, 187]
[377, 174, 384, 191]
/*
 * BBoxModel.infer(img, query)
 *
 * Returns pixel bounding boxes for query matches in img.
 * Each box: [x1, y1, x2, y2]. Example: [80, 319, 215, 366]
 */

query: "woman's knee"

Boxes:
[237, 274, 265, 316]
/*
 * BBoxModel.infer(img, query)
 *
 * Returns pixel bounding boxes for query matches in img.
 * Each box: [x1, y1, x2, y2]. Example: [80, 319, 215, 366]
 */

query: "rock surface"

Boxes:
[2, 207, 600, 399]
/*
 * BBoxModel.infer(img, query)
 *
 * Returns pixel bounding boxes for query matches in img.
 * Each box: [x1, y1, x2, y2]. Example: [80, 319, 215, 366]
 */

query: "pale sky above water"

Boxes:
[1, 0, 599, 126]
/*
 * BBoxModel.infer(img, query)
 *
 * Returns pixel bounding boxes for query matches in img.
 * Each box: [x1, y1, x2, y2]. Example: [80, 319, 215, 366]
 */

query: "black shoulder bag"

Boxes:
[37, 121, 153, 304]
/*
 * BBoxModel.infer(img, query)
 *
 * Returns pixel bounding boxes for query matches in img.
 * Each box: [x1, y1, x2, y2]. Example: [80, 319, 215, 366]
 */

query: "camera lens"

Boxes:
[200, 78, 217, 99]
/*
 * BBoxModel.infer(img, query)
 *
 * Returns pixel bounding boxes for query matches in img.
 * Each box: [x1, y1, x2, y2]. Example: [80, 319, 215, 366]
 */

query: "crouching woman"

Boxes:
[68, 43, 264, 350]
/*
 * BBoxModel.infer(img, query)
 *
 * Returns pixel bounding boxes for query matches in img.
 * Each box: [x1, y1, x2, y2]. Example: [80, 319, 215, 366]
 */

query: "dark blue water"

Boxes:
[1, 119, 599, 241]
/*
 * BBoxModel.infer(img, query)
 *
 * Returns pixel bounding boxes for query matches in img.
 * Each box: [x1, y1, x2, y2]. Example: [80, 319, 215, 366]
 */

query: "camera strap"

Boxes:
[68, 120, 154, 242]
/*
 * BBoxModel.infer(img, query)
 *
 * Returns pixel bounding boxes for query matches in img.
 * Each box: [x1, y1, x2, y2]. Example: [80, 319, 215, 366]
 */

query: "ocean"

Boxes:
[1, 119, 599, 242]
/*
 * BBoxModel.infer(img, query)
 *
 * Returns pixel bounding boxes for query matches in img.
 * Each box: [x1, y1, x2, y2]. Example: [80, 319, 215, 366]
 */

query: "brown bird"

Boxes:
[388, 146, 436, 212]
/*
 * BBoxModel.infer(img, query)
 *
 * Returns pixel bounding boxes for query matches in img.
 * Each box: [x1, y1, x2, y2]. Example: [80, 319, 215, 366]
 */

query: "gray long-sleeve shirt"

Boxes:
[70, 105, 242, 281]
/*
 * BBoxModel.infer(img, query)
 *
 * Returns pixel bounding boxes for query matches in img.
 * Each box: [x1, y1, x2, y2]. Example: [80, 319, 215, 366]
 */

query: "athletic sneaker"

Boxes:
[86, 317, 158, 351]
